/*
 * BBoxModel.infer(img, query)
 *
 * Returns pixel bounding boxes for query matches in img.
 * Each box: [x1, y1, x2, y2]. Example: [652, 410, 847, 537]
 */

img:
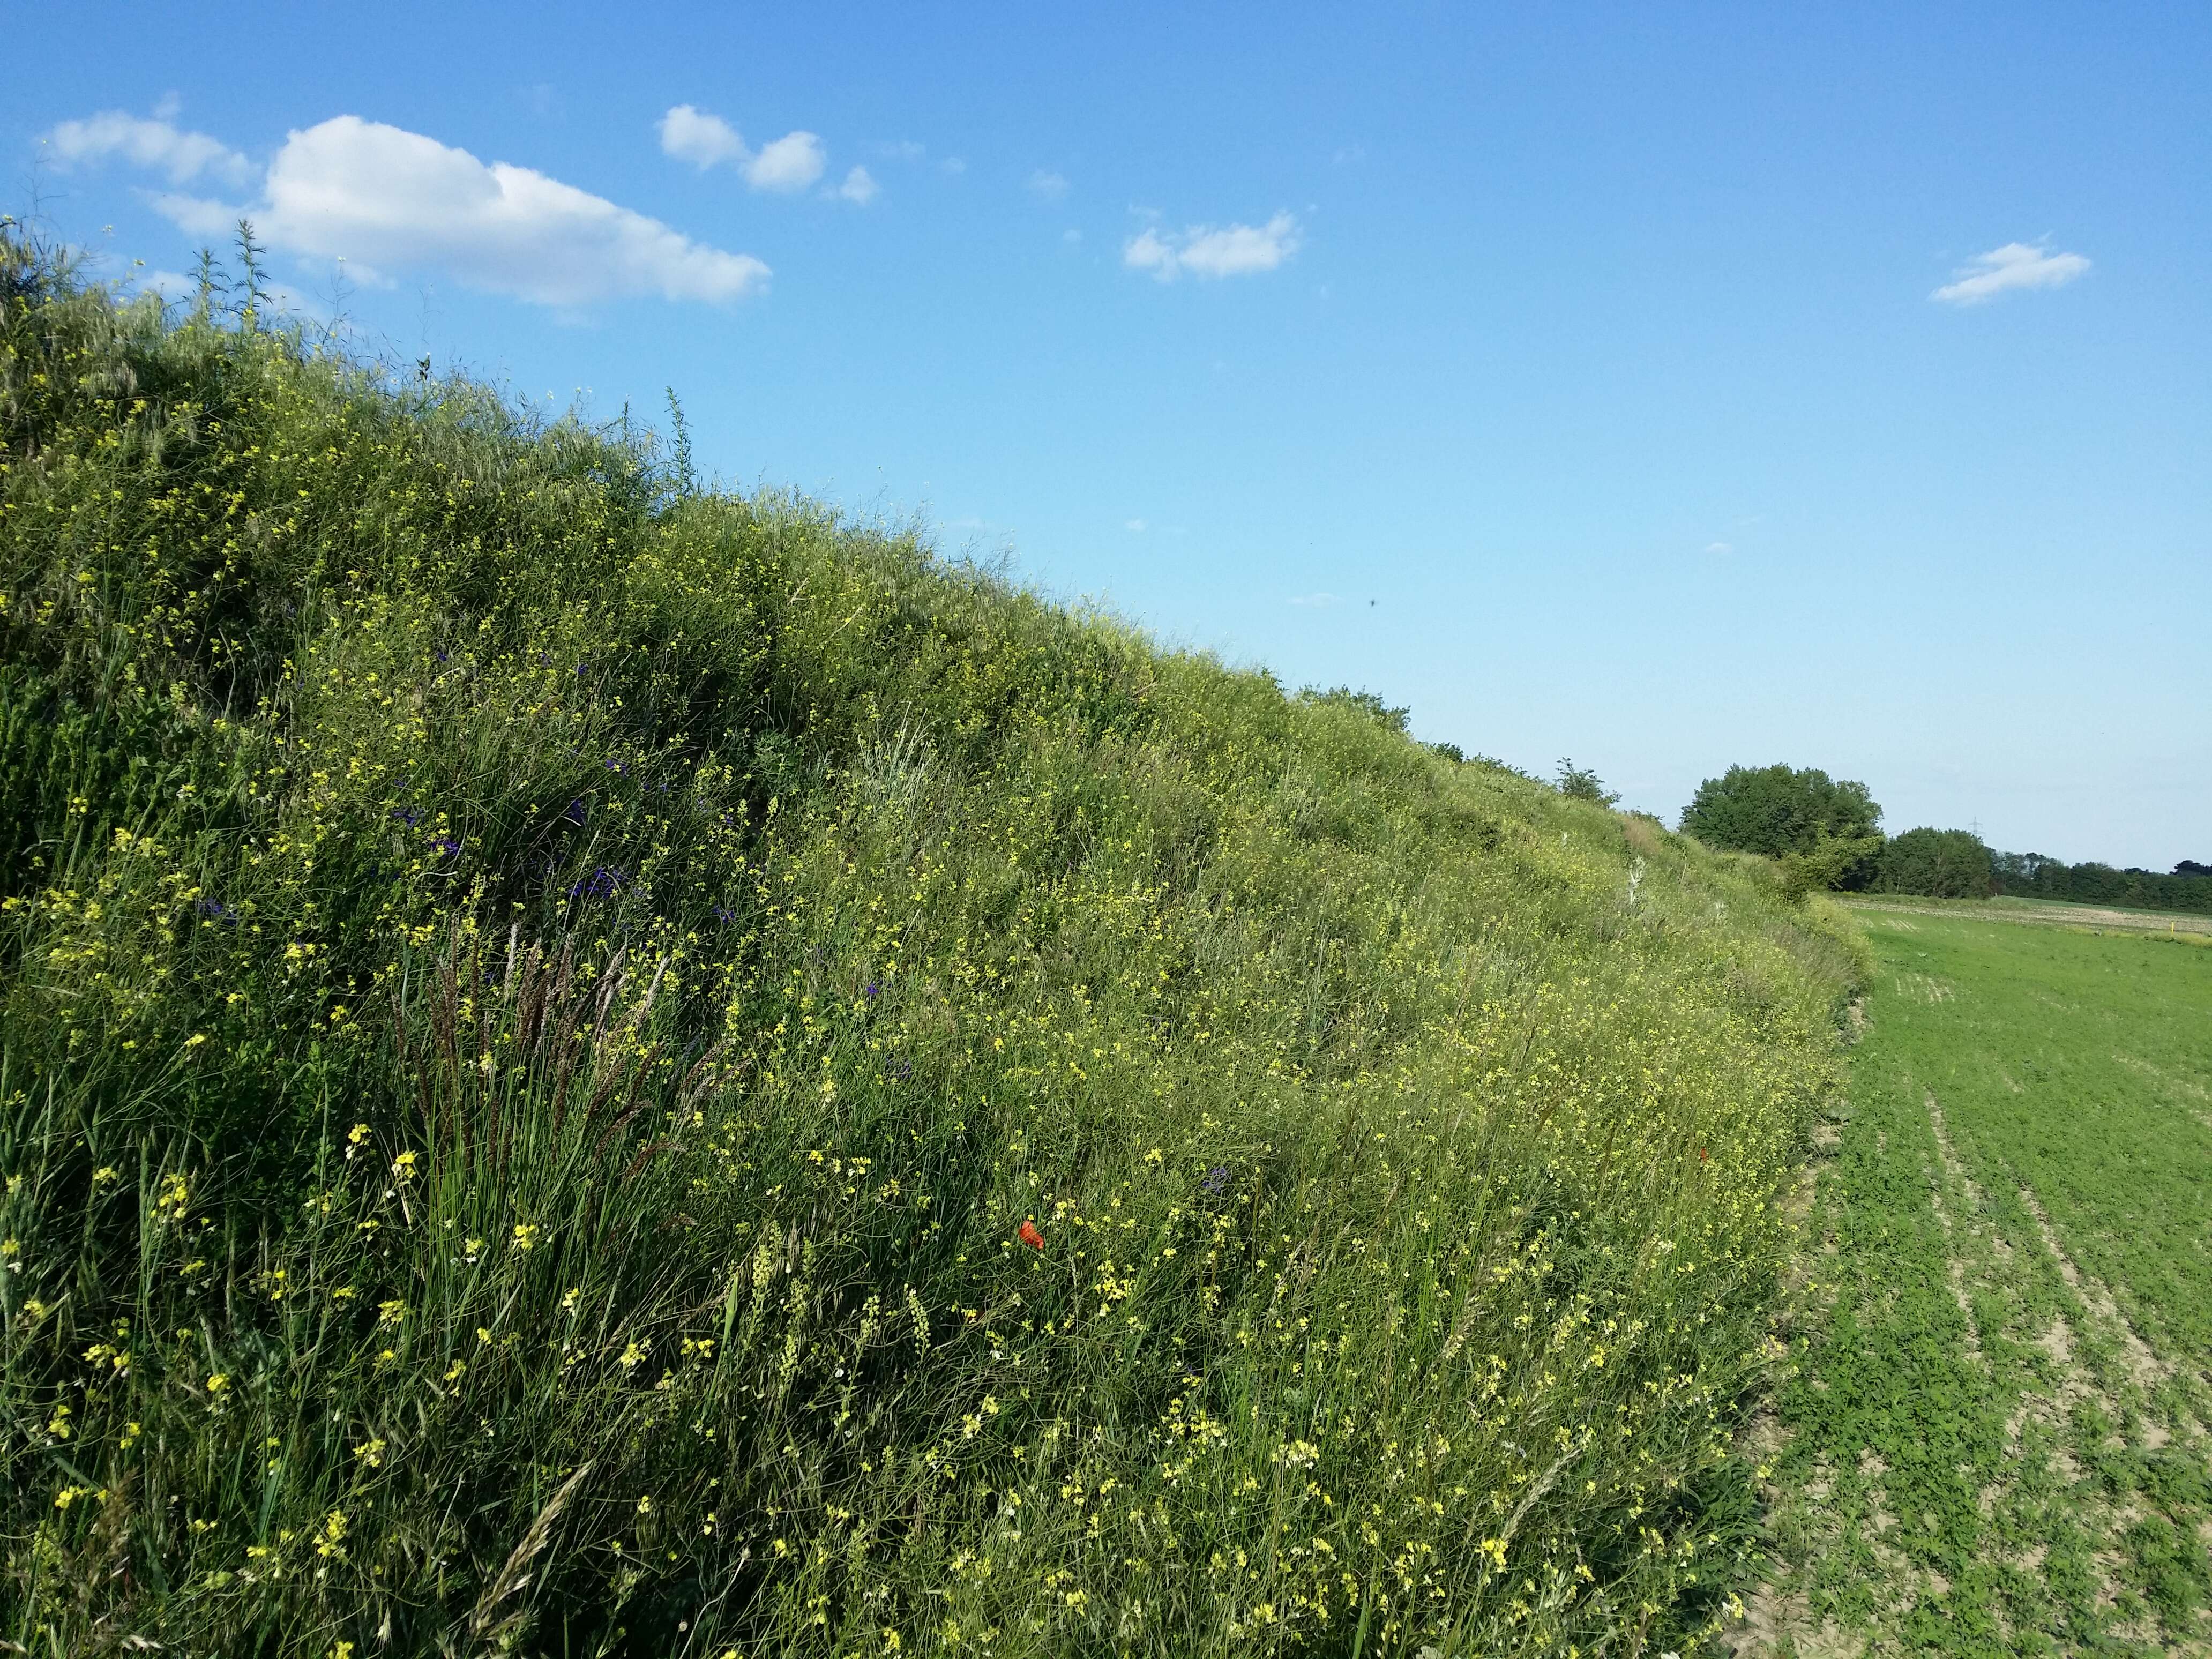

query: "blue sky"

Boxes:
[12, 2, 2208, 866]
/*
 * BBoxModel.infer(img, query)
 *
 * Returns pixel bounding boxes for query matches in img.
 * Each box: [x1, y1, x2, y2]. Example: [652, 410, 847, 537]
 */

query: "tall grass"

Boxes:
[0, 230, 1865, 1656]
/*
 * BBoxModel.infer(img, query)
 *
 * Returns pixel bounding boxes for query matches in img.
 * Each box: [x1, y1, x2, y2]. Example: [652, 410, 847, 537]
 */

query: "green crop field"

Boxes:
[1750, 908, 2212, 1654]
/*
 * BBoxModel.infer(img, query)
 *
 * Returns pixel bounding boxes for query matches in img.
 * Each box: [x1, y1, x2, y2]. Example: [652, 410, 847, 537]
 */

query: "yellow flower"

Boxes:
[390, 1150, 419, 1182]
[511, 1222, 540, 1252]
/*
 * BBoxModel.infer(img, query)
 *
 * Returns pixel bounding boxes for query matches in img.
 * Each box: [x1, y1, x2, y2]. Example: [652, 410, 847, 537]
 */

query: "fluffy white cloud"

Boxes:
[153, 116, 768, 307]
[657, 104, 825, 192]
[836, 166, 879, 205]
[1027, 169, 1070, 202]
[1123, 212, 1299, 281]
[43, 108, 252, 187]
[748, 131, 826, 192]
[657, 104, 746, 168]
[1931, 242, 2090, 305]
[1124, 518, 1147, 533]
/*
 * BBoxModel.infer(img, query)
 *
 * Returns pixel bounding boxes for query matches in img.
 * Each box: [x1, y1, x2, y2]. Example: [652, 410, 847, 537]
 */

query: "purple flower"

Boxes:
[712, 905, 739, 924]
[195, 897, 238, 927]
[429, 835, 462, 858]
[563, 798, 587, 826]
[1200, 1166, 1231, 1196]
[863, 981, 880, 999]
[569, 864, 625, 900]
[391, 806, 422, 828]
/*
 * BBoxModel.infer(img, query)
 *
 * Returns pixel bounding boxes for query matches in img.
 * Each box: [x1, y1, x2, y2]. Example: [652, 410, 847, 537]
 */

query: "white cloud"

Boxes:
[1027, 169, 1070, 202]
[1931, 242, 2090, 305]
[1123, 212, 1300, 282]
[836, 165, 879, 205]
[43, 107, 252, 188]
[1124, 518, 1148, 533]
[657, 104, 746, 168]
[1062, 227, 1082, 245]
[940, 156, 967, 176]
[134, 267, 200, 302]
[747, 131, 826, 193]
[873, 139, 927, 163]
[1705, 541, 1733, 555]
[153, 115, 768, 308]
[657, 104, 825, 192]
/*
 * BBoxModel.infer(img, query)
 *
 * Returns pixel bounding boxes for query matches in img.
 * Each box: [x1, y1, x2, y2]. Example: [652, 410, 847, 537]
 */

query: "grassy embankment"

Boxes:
[1755, 910, 2212, 1654]
[1, 236, 1863, 1656]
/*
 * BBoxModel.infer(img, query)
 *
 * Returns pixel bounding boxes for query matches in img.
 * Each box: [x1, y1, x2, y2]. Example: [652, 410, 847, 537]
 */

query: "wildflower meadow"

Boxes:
[0, 229, 1866, 1656]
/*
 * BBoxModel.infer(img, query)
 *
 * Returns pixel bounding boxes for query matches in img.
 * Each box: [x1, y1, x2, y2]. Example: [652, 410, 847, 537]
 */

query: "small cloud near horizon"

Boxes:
[835, 166, 878, 205]
[1931, 242, 2090, 305]
[1027, 169, 1070, 202]
[1124, 212, 1301, 281]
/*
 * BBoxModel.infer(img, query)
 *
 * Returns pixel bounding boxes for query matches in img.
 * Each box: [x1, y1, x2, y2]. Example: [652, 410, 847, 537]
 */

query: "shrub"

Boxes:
[1555, 758, 1620, 806]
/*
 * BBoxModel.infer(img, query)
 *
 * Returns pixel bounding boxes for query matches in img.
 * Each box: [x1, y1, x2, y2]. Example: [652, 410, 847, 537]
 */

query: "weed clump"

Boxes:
[0, 231, 1861, 1655]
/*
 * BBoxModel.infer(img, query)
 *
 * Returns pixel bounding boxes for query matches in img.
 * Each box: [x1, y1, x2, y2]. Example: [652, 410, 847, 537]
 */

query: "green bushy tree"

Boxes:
[1874, 827, 1994, 898]
[1680, 764, 1882, 889]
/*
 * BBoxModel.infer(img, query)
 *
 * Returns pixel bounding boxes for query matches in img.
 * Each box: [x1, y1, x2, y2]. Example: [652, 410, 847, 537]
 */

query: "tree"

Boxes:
[2178, 860, 2211, 878]
[1678, 764, 1882, 886]
[1873, 827, 1993, 899]
[1556, 758, 1619, 807]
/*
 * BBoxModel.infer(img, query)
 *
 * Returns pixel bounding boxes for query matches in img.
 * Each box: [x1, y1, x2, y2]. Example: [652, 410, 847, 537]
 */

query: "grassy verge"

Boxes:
[1, 234, 1862, 1656]
[1750, 911, 2212, 1654]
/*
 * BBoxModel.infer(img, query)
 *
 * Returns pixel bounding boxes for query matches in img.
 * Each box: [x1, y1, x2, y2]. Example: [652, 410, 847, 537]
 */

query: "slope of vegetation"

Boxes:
[1, 235, 1864, 1656]
[1759, 913, 2212, 1652]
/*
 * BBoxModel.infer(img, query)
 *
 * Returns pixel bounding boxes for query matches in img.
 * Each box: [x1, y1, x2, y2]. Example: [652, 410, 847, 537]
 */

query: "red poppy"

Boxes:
[1697, 1147, 1709, 1162]
[1018, 1220, 1045, 1251]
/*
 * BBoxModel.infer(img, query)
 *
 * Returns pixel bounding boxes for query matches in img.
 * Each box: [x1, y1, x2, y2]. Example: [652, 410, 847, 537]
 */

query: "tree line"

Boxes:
[1675, 764, 2210, 912]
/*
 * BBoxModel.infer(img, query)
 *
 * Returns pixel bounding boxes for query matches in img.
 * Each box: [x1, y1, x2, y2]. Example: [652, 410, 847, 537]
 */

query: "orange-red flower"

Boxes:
[1018, 1220, 1045, 1251]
